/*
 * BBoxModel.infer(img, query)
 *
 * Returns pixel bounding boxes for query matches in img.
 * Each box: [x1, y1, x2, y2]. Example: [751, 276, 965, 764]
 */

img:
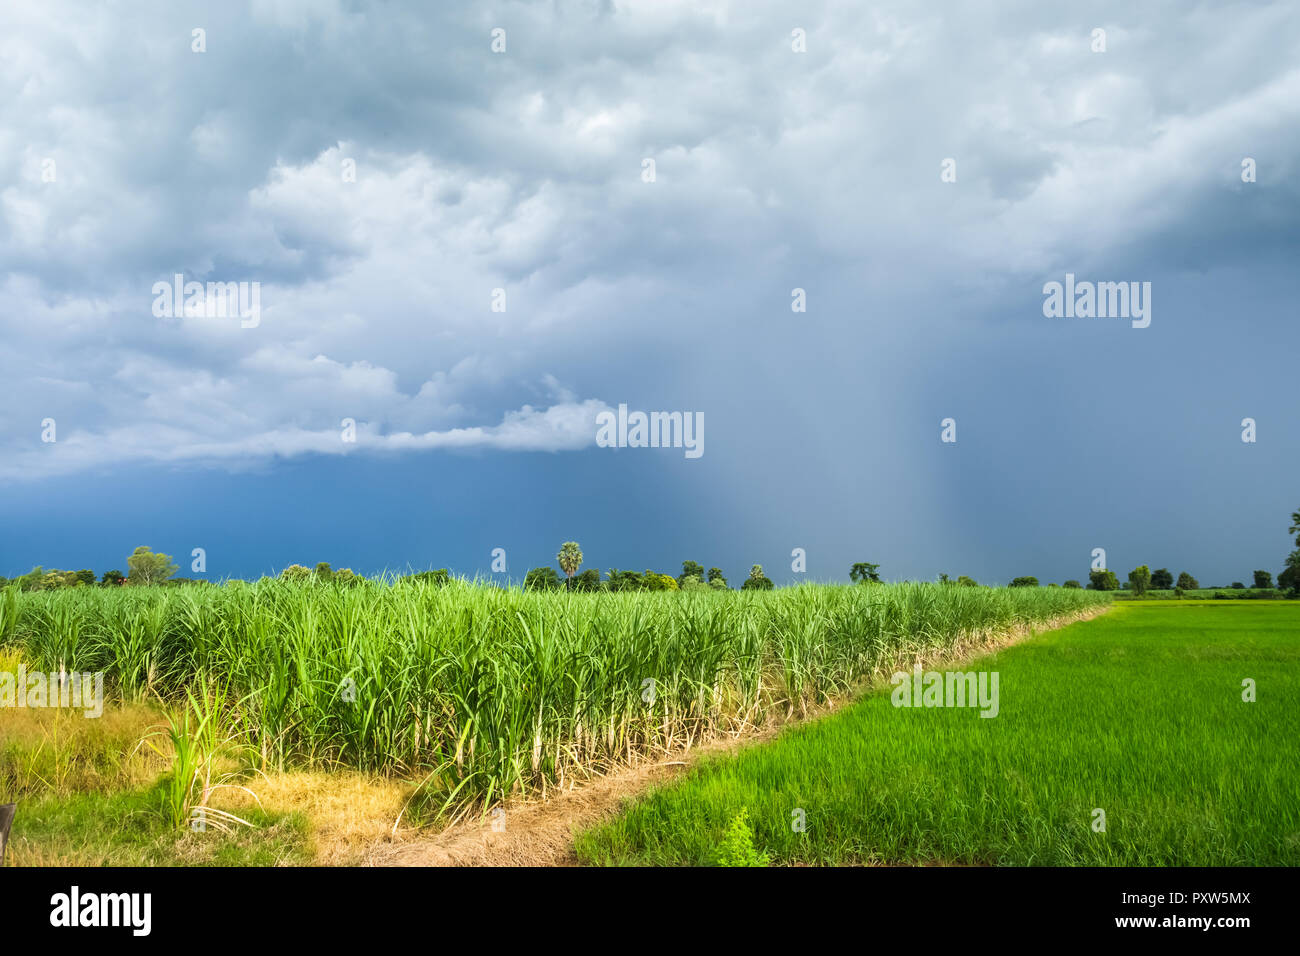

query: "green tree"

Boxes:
[1088, 569, 1119, 591]
[742, 564, 774, 591]
[1063, 579, 1082, 589]
[16, 567, 45, 591]
[849, 562, 881, 584]
[315, 562, 334, 582]
[557, 541, 583, 589]
[24, 569, 76, 590]
[1253, 570, 1273, 589]
[1279, 552, 1300, 594]
[1277, 507, 1300, 594]
[1176, 571, 1199, 590]
[956, 575, 978, 587]
[573, 568, 602, 592]
[37, 570, 70, 590]
[605, 569, 644, 592]
[524, 566, 562, 591]
[127, 546, 178, 586]
[1128, 565, 1152, 596]
[1009, 576, 1039, 588]
[678, 561, 705, 587]
[100, 569, 125, 587]
[707, 567, 728, 588]
[1150, 568, 1174, 590]
[280, 564, 312, 582]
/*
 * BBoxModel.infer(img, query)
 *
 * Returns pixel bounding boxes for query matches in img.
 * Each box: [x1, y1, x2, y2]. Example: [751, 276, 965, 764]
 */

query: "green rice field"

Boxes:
[575, 601, 1300, 865]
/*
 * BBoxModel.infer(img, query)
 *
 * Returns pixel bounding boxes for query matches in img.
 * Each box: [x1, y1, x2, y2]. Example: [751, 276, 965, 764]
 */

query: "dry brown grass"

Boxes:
[0, 699, 170, 797]
[214, 770, 413, 865]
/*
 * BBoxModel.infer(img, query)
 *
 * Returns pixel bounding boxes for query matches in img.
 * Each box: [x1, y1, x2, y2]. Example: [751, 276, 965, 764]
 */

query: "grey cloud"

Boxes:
[1, 0, 1297, 489]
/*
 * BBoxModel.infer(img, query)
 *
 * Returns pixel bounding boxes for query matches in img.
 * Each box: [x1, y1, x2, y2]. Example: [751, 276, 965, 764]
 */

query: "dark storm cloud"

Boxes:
[1, 0, 1297, 585]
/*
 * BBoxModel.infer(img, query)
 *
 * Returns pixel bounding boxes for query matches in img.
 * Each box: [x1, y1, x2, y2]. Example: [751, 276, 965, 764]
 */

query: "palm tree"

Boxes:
[557, 541, 584, 589]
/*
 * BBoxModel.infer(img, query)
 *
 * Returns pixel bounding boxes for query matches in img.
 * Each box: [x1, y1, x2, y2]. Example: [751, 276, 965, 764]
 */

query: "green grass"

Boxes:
[3, 579, 1107, 819]
[0, 689, 312, 866]
[575, 601, 1300, 866]
[5, 784, 312, 866]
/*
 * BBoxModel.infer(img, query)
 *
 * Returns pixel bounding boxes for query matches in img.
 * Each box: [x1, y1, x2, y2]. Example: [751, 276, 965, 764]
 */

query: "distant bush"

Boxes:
[1210, 588, 1284, 600]
[643, 571, 679, 592]
[600, 569, 680, 592]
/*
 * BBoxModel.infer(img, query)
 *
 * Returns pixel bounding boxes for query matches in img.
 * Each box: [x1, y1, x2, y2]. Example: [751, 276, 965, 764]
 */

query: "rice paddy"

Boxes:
[574, 601, 1300, 866]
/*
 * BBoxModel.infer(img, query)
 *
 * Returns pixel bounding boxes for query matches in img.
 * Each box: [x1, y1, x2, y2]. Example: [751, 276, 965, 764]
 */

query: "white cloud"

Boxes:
[1, 395, 612, 480]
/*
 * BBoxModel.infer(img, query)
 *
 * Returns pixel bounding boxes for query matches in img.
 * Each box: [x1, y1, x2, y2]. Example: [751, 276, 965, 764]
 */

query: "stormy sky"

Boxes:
[2, 0, 1297, 586]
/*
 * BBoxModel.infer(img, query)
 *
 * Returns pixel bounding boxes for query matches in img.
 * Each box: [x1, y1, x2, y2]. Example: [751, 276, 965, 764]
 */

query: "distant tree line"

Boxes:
[0, 546, 190, 591]
[9, 514, 1300, 597]
[1076, 504, 1300, 596]
[522, 549, 737, 592]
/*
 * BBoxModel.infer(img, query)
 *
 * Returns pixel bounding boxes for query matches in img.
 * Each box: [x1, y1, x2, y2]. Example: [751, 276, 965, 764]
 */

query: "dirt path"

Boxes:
[364, 605, 1110, 867]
